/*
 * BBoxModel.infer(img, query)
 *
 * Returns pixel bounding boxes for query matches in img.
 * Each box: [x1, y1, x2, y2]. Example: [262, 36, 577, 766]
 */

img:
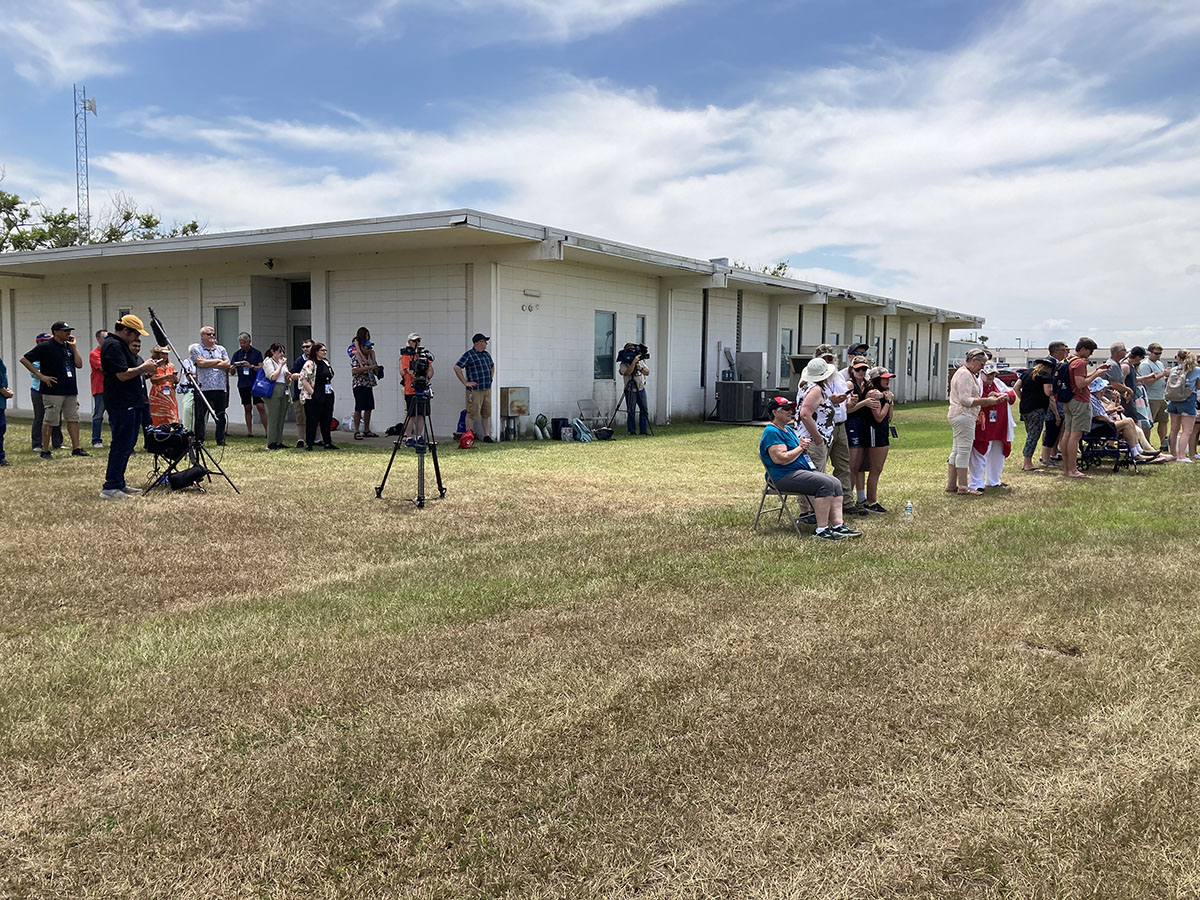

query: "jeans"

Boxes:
[0, 409, 6, 462]
[194, 389, 228, 444]
[91, 392, 107, 444]
[104, 405, 142, 491]
[625, 385, 649, 434]
[1022, 408, 1047, 458]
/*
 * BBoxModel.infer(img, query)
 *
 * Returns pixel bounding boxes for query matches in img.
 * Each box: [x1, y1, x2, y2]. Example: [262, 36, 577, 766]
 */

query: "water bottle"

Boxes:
[904, 499, 914, 523]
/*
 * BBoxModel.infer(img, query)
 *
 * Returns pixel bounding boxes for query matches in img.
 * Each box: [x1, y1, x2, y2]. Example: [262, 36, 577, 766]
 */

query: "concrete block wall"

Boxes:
[8, 281, 92, 402]
[496, 260, 657, 426]
[668, 288, 703, 418]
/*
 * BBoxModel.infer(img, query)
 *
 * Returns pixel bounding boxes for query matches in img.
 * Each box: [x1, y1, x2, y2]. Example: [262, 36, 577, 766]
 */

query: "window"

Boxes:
[117, 307, 131, 318]
[827, 331, 840, 346]
[594, 311, 615, 380]
[906, 338, 915, 377]
[636, 315, 646, 347]
[779, 327, 794, 386]
[932, 339, 940, 377]
[214, 307, 239, 349]
[289, 281, 311, 310]
[872, 336, 881, 364]
[887, 338, 897, 374]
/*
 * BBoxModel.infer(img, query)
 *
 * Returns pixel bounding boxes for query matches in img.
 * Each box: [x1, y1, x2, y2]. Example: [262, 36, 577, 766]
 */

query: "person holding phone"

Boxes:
[20, 321, 89, 459]
[298, 342, 338, 450]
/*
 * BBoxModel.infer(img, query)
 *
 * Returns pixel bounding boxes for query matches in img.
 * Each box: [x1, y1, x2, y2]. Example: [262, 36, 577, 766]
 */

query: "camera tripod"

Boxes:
[606, 378, 654, 436]
[375, 388, 446, 508]
[144, 306, 239, 494]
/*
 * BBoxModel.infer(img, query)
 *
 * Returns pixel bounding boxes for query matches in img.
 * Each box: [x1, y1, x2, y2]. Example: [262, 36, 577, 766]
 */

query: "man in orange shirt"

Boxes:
[89, 329, 108, 448]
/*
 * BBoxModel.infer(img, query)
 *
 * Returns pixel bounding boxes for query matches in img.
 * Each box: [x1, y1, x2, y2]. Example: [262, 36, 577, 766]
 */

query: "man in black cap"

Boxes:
[20, 321, 89, 459]
[454, 332, 495, 443]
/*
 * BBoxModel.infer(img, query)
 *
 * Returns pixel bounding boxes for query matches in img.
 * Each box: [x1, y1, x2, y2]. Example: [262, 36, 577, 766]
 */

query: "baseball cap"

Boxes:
[848, 341, 870, 355]
[982, 362, 999, 375]
[867, 366, 895, 380]
[814, 343, 837, 357]
[471, 332, 490, 343]
[51, 321, 74, 332]
[766, 396, 796, 413]
[35, 332, 53, 343]
[407, 333, 421, 342]
[116, 314, 149, 336]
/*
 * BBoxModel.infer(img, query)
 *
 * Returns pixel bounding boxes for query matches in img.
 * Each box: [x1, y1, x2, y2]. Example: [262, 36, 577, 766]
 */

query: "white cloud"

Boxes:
[0, 0, 254, 85]
[14, 0, 1200, 348]
[353, 0, 692, 42]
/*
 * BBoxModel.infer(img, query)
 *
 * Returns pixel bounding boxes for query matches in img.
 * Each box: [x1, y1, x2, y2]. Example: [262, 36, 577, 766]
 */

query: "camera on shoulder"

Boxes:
[618, 343, 650, 363]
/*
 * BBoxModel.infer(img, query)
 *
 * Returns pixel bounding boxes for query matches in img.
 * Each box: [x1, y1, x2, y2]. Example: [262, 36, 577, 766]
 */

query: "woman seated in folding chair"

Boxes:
[760, 396, 862, 542]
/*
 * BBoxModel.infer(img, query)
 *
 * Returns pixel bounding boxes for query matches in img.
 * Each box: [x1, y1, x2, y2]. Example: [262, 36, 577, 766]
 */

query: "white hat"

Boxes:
[801, 357, 835, 383]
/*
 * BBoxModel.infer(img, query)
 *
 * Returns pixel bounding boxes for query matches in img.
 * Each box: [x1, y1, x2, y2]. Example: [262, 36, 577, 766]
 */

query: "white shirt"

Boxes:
[830, 368, 850, 424]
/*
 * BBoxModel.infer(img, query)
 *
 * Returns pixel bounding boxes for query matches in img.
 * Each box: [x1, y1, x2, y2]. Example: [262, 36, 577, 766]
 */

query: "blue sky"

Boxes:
[2, 0, 1199, 348]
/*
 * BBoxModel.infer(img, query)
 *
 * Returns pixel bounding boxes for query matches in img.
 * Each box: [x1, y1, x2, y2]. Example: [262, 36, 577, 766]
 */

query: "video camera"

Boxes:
[401, 344, 435, 398]
[617, 343, 650, 363]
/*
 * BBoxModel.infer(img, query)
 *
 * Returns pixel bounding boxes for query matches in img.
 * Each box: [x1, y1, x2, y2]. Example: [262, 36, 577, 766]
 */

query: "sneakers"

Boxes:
[862, 502, 888, 514]
[120, 486, 143, 495]
[481, 435, 495, 443]
[39, 450, 52, 460]
[99, 488, 131, 500]
[296, 439, 305, 448]
[92, 441, 104, 449]
[323, 443, 339, 450]
[812, 528, 845, 542]
[403, 437, 416, 448]
[797, 512, 817, 525]
[830, 524, 863, 538]
[0, 459, 10, 467]
[71, 448, 91, 457]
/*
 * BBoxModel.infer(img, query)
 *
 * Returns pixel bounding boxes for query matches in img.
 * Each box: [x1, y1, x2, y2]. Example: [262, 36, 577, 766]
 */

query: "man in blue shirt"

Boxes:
[454, 332, 495, 443]
[230, 332, 266, 439]
[760, 396, 860, 542]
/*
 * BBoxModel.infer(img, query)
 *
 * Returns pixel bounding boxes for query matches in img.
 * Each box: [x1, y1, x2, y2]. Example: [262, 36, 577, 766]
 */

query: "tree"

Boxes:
[1, 176, 201, 252]
[732, 259, 790, 277]
[978, 335, 990, 347]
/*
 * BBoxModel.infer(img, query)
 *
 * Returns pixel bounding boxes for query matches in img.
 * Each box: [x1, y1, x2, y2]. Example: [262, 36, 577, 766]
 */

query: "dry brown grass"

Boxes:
[2, 408, 1200, 898]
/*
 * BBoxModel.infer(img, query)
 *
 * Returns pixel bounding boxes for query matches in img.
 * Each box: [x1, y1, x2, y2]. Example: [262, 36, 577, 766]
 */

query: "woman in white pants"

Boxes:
[968, 363, 1016, 490]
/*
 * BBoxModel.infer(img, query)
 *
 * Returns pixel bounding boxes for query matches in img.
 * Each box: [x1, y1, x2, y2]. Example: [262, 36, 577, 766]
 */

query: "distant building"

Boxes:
[1, 209, 984, 433]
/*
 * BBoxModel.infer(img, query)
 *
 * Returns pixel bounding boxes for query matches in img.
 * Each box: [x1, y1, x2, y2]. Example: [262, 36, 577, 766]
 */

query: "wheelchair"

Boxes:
[1078, 419, 1139, 474]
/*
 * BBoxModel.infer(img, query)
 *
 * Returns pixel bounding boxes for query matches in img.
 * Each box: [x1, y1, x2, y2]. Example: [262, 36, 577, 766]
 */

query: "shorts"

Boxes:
[1167, 397, 1198, 417]
[41, 394, 80, 426]
[238, 384, 264, 407]
[844, 416, 867, 449]
[1064, 399, 1093, 433]
[353, 385, 375, 411]
[1149, 399, 1169, 425]
[466, 388, 492, 421]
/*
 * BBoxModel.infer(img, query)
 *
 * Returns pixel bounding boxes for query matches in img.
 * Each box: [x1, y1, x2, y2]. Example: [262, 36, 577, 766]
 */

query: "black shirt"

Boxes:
[1018, 370, 1051, 415]
[290, 354, 308, 400]
[23, 340, 78, 396]
[101, 335, 147, 409]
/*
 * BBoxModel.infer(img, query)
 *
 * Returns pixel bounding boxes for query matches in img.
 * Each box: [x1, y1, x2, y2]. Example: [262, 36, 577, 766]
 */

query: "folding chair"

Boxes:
[753, 471, 815, 537]
[577, 399, 603, 429]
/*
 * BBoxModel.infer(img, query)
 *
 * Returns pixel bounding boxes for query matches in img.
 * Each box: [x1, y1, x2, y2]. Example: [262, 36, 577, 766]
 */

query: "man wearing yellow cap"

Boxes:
[99, 315, 157, 499]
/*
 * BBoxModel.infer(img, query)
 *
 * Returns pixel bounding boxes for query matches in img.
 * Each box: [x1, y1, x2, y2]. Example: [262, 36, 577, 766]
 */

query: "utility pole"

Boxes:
[74, 85, 97, 243]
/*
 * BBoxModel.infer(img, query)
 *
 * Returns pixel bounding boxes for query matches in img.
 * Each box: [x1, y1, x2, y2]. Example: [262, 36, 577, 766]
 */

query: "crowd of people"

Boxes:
[0, 317, 498, 499]
[758, 341, 896, 541]
[947, 338, 1200, 491]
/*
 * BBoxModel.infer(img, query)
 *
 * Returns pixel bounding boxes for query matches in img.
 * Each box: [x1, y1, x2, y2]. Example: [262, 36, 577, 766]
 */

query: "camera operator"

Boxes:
[399, 333, 434, 446]
[618, 342, 650, 435]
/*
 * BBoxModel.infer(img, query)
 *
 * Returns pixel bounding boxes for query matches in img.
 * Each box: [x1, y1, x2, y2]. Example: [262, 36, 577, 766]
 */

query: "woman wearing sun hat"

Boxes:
[946, 348, 1004, 495]
[794, 355, 839, 473]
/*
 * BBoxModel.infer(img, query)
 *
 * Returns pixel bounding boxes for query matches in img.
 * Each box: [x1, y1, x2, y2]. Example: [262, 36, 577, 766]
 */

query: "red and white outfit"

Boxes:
[968, 379, 1016, 489]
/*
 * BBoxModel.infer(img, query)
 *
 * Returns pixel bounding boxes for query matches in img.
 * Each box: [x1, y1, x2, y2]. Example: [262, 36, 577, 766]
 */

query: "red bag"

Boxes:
[329, 417, 340, 432]
[458, 429, 475, 449]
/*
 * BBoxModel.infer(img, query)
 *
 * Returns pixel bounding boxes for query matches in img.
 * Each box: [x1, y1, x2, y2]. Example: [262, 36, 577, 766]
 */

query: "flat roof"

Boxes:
[0, 208, 984, 327]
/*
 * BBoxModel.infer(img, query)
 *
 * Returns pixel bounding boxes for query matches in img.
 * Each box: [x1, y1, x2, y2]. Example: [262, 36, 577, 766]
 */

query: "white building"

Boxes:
[0, 210, 983, 434]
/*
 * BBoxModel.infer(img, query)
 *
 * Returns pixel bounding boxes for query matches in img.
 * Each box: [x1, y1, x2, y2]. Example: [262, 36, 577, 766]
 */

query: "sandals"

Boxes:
[353, 432, 364, 441]
[362, 431, 379, 438]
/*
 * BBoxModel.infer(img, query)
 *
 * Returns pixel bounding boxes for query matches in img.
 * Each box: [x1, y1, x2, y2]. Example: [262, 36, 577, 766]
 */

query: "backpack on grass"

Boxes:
[1164, 367, 1192, 403]
[1052, 360, 1075, 403]
[570, 417, 594, 442]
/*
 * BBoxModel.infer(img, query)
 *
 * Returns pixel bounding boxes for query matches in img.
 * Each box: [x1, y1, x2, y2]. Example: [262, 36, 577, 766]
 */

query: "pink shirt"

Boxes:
[948, 366, 982, 420]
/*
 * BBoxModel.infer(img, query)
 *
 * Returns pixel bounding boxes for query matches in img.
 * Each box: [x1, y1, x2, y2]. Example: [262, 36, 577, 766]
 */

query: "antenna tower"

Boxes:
[74, 84, 97, 243]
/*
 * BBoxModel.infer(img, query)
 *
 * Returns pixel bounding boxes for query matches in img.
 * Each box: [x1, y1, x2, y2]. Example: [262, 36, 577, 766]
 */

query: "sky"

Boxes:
[1, 0, 1199, 348]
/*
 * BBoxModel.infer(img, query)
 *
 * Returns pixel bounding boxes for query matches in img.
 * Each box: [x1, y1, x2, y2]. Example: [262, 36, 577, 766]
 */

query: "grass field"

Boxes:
[2, 403, 1199, 899]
